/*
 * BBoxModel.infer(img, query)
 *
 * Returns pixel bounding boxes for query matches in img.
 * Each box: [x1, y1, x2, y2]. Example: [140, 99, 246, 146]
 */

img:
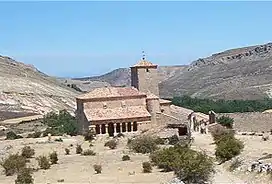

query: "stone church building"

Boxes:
[76, 57, 181, 136]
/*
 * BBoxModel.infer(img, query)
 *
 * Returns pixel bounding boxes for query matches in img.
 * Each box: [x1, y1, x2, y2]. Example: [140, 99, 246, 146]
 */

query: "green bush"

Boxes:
[228, 158, 242, 172]
[142, 162, 152, 173]
[216, 116, 234, 129]
[76, 144, 83, 154]
[116, 133, 125, 138]
[150, 145, 214, 183]
[81, 149, 96, 156]
[104, 140, 117, 149]
[128, 136, 158, 154]
[168, 134, 180, 145]
[93, 164, 102, 174]
[6, 131, 23, 140]
[42, 110, 78, 136]
[36, 156, 50, 170]
[54, 138, 63, 142]
[21, 146, 35, 158]
[155, 137, 165, 145]
[15, 167, 34, 184]
[27, 131, 42, 138]
[215, 136, 244, 162]
[49, 151, 58, 164]
[122, 155, 130, 161]
[211, 125, 235, 143]
[84, 130, 95, 141]
[1, 153, 27, 176]
[65, 148, 70, 155]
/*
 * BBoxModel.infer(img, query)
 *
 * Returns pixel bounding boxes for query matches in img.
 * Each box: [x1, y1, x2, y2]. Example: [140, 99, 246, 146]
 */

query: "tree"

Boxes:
[150, 145, 214, 184]
[216, 116, 234, 129]
[215, 136, 244, 162]
[42, 110, 78, 136]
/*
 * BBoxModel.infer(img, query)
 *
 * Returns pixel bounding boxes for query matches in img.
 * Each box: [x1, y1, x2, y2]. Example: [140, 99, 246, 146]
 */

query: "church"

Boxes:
[75, 55, 173, 136]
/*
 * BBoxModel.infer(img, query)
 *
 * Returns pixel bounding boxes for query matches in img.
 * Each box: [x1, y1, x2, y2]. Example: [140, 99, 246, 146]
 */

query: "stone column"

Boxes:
[105, 124, 108, 134]
[113, 123, 117, 136]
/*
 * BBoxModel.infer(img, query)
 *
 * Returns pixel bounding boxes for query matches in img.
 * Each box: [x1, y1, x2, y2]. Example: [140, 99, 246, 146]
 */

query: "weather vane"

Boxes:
[142, 51, 146, 60]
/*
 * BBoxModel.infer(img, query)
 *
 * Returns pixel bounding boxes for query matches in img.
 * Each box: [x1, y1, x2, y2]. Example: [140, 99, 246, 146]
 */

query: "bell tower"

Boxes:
[130, 51, 160, 97]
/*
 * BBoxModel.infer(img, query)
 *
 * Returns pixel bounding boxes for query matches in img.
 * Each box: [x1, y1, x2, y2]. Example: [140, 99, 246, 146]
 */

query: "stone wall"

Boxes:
[219, 112, 272, 132]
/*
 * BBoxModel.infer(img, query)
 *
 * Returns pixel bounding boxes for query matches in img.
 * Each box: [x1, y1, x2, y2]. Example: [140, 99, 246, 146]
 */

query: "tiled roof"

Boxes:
[159, 99, 172, 104]
[132, 60, 157, 67]
[76, 87, 146, 100]
[84, 106, 151, 121]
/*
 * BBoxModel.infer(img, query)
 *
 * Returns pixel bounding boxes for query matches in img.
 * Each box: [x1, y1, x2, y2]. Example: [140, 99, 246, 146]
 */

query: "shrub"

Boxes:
[6, 131, 23, 140]
[93, 164, 102, 174]
[168, 134, 180, 145]
[150, 145, 214, 183]
[210, 125, 235, 143]
[104, 140, 117, 149]
[65, 148, 70, 155]
[215, 136, 244, 162]
[116, 133, 125, 138]
[49, 151, 58, 164]
[27, 131, 42, 138]
[36, 156, 50, 170]
[89, 143, 94, 147]
[122, 155, 130, 161]
[155, 137, 165, 145]
[81, 149, 96, 156]
[21, 146, 35, 158]
[15, 167, 34, 184]
[142, 162, 152, 173]
[216, 116, 234, 129]
[84, 130, 95, 141]
[76, 144, 83, 154]
[42, 110, 78, 136]
[1, 154, 27, 176]
[229, 158, 242, 172]
[54, 138, 63, 142]
[128, 136, 158, 154]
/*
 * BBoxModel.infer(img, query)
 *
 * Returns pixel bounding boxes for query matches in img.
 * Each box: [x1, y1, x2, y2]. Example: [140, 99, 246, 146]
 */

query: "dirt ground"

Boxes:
[0, 131, 272, 184]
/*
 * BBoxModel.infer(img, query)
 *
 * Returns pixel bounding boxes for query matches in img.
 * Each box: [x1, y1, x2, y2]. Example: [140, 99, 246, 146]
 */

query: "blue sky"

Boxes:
[0, 1, 272, 77]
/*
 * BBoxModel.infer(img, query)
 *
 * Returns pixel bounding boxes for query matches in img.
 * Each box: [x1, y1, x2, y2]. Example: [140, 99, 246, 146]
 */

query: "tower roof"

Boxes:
[131, 51, 158, 68]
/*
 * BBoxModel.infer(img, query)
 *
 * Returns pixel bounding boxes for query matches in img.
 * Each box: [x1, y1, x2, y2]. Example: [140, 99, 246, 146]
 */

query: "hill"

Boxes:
[73, 66, 187, 91]
[160, 42, 272, 99]
[0, 55, 80, 120]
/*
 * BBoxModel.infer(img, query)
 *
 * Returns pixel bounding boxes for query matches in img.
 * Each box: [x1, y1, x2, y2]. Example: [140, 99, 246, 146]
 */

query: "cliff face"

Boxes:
[160, 43, 272, 100]
[0, 55, 80, 119]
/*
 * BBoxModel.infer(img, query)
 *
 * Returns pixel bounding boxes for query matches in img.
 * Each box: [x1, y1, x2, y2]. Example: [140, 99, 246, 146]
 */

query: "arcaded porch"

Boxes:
[90, 121, 139, 136]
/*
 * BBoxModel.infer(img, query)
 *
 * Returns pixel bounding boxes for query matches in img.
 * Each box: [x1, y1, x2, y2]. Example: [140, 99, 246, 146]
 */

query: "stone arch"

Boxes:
[95, 124, 100, 134]
[101, 124, 106, 134]
[108, 123, 114, 137]
[127, 122, 132, 132]
[122, 123, 126, 132]
[133, 122, 137, 131]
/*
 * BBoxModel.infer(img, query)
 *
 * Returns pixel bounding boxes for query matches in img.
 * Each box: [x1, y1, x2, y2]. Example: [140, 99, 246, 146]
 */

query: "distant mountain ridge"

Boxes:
[72, 42, 272, 100]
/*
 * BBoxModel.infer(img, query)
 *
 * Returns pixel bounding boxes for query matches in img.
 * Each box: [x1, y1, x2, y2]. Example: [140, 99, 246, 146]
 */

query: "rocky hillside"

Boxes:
[160, 42, 272, 99]
[0, 56, 80, 119]
[72, 66, 187, 92]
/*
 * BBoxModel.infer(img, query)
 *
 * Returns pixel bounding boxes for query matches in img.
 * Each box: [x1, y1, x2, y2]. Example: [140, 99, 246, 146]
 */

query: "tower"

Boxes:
[130, 51, 160, 97]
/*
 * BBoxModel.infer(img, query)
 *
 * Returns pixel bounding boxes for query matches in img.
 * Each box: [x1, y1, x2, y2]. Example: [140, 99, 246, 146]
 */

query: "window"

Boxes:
[103, 103, 107, 109]
[146, 68, 150, 72]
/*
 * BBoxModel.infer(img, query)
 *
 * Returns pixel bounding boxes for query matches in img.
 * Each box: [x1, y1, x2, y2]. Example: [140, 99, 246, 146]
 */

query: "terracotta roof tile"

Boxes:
[76, 87, 146, 99]
[84, 106, 151, 121]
